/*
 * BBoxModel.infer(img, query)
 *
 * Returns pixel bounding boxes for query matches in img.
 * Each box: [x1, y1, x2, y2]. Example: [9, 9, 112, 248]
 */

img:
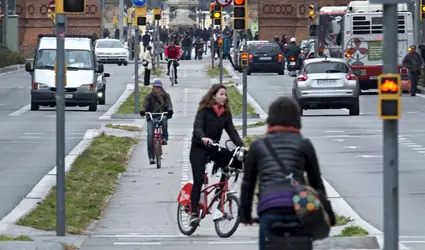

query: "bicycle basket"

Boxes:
[210, 147, 244, 175]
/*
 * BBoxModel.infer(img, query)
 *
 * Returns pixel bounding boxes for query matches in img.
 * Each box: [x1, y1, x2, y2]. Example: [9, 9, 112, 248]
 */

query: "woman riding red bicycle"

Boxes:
[189, 83, 244, 226]
[139, 79, 174, 165]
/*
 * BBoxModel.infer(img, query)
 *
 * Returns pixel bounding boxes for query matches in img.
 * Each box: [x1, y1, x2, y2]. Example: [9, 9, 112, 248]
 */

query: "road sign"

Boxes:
[132, 0, 146, 7]
[216, 0, 232, 7]
[48, 0, 55, 12]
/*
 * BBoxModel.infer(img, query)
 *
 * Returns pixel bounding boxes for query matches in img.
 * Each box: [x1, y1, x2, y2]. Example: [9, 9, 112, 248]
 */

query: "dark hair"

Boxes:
[198, 84, 230, 112]
[266, 96, 301, 129]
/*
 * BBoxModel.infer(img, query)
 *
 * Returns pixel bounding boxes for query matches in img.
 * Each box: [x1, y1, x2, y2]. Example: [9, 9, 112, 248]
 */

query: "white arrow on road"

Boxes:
[344, 146, 359, 149]
[356, 155, 382, 158]
[332, 139, 345, 142]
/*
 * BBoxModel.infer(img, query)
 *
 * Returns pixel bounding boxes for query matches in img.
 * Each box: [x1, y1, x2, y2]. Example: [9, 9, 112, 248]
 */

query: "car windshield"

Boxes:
[304, 62, 349, 74]
[35, 49, 94, 70]
[250, 45, 280, 54]
[96, 40, 124, 48]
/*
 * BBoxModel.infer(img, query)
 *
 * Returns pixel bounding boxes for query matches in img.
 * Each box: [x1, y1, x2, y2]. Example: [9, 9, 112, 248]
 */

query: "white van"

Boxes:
[25, 34, 109, 111]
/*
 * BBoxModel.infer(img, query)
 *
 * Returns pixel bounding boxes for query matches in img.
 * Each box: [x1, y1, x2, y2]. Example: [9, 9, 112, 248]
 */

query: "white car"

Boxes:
[292, 58, 360, 116]
[94, 39, 128, 66]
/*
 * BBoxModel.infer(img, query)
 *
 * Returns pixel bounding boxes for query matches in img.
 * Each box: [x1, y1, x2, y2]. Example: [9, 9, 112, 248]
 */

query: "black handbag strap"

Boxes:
[263, 137, 292, 177]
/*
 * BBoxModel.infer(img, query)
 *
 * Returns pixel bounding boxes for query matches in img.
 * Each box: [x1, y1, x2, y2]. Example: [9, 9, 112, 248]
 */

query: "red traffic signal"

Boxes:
[234, 0, 245, 5]
[380, 78, 399, 94]
[210, 3, 215, 9]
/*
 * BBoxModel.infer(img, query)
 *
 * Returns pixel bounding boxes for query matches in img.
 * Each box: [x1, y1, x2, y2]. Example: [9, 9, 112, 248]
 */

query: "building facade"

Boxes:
[16, 0, 101, 57]
[258, 0, 350, 41]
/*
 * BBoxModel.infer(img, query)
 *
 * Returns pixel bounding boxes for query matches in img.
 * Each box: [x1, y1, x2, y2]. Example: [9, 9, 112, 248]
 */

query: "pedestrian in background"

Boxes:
[402, 45, 424, 96]
[156, 41, 165, 60]
[143, 45, 153, 86]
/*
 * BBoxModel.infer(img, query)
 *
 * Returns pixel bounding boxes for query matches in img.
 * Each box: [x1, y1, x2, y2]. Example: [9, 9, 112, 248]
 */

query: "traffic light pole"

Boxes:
[382, 4, 399, 250]
[211, 29, 215, 68]
[134, 27, 140, 114]
[219, 46, 223, 84]
[242, 36, 247, 137]
[55, 13, 66, 237]
[415, 0, 423, 46]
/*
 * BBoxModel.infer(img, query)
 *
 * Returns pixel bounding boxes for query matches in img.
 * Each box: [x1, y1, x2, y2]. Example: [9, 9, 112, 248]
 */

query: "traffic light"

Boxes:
[47, 9, 56, 23]
[421, 0, 425, 20]
[210, 3, 215, 19]
[56, 0, 85, 14]
[233, 0, 248, 30]
[214, 4, 222, 26]
[308, 4, 316, 21]
[153, 8, 161, 20]
[135, 6, 147, 26]
[241, 53, 248, 67]
[378, 74, 401, 119]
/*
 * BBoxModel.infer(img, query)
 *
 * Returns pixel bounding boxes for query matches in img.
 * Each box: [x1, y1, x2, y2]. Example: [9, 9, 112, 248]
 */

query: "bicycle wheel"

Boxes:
[214, 193, 241, 238]
[177, 203, 198, 235]
[155, 140, 161, 169]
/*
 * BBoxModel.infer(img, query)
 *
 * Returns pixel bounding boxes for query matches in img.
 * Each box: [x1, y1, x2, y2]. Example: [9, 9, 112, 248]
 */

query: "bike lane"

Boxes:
[80, 59, 258, 250]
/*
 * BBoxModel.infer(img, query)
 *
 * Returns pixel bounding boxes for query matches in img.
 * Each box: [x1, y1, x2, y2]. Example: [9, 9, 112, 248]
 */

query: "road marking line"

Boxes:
[93, 234, 186, 238]
[325, 130, 345, 133]
[181, 138, 190, 187]
[20, 136, 41, 139]
[407, 145, 422, 147]
[208, 241, 256, 244]
[8, 104, 30, 116]
[113, 242, 161, 245]
[24, 133, 44, 135]
[183, 88, 188, 116]
[412, 148, 425, 150]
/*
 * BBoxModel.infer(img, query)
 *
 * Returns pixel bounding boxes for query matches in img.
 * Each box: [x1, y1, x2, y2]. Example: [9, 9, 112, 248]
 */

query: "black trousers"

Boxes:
[144, 68, 151, 86]
[167, 61, 178, 78]
[189, 146, 226, 213]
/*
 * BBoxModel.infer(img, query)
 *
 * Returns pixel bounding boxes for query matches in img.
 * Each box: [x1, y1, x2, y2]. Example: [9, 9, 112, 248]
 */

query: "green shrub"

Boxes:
[0, 46, 26, 68]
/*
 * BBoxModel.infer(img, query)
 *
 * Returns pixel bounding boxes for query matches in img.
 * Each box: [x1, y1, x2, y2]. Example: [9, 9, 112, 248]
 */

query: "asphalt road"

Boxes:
[0, 64, 134, 219]
[232, 68, 425, 249]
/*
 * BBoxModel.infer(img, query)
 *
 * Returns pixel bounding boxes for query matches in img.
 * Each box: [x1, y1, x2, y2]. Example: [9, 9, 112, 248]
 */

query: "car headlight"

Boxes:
[96, 52, 104, 56]
[120, 52, 127, 56]
[33, 83, 49, 89]
[79, 84, 95, 91]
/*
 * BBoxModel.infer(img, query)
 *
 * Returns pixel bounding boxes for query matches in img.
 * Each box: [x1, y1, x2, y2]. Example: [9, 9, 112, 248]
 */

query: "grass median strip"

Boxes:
[116, 85, 151, 115]
[207, 65, 229, 77]
[0, 235, 32, 241]
[335, 225, 369, 237]
[235, 121, 266, 130]
[16, 134, 138, 234]
[227, 86, 256, 115]
[105, 124, 142, 132]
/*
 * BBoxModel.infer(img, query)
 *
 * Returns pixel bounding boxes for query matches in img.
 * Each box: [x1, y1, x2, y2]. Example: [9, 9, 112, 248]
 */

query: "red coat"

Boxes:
[165, 45, 181, 59]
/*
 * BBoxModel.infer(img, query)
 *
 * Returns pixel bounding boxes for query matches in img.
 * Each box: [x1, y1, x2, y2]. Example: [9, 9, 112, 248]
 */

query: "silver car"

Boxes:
[292, 58, 360, 116]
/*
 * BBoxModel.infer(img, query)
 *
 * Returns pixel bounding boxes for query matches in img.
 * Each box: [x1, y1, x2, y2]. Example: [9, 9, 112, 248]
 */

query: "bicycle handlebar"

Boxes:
[207, 142, 246, 177]
[146, 112, 168, 122]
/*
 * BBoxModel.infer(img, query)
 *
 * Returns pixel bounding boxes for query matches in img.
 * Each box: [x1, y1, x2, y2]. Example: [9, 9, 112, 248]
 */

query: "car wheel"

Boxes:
[118, 63, 122, 66]
[89, 100, 98, 111]
[123, 62, 128, 66]
[98, 97, 105, 105]
[278, 68, 284, 75]
[247, 70, 251, 75]
[30, 98, 39, 111]
[349, 98, 360, 116]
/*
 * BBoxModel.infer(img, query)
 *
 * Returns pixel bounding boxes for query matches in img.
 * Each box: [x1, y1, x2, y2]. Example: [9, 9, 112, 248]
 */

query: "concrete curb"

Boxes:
[99, 84, 134, 120]
[314, 236, 379, 249]
[0, 129, 101, 224]
[417, 85, 425, 93]
[0, 64, 25, 76]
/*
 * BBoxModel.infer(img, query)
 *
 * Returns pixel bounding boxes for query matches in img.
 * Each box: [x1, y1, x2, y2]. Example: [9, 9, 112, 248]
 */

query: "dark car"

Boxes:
[246, 43, 285, 75]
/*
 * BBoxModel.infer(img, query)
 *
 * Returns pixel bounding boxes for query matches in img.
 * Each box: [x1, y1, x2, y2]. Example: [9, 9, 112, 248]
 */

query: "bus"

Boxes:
[318, 6, 346, 58]
[318, 1, 413, 90]
[343, 10, 413, 90]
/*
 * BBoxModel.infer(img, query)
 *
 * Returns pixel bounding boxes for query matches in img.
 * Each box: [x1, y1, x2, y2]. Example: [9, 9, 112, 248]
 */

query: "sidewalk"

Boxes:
[80, 57, 258, 250]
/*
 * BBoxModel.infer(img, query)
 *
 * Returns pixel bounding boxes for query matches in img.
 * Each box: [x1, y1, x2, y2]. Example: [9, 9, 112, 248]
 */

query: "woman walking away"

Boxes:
[143, 45, 153, 86]
[239, 96, 335, 250]
[189, 84, 244, 226]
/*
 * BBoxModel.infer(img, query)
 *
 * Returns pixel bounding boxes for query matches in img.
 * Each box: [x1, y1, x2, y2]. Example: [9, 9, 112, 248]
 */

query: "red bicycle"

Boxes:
[177, 142, 246, 238]
[146, 112, 167, 169]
